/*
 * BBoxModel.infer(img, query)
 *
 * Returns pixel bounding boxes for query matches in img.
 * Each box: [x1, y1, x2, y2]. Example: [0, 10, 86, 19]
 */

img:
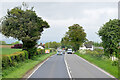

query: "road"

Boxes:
[29, 54, 69, 78]
[65, 54, 113, 78]
[29, 53, 115, 79]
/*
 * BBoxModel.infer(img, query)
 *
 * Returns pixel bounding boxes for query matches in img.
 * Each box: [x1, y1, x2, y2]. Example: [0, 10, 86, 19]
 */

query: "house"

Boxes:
[37, 46, 44, 49]
[79, 43, 93, 51]
[37, 43, 45, 49]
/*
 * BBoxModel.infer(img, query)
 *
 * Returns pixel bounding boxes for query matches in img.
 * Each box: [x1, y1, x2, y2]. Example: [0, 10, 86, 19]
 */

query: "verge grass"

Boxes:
[2, 52, 55, 78]
[75, 52, 118, 78]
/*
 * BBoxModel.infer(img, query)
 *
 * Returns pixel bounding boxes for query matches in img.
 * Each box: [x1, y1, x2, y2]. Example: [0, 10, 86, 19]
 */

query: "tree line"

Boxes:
[61, 19, 120, 59]
[0, 2, 120, 59]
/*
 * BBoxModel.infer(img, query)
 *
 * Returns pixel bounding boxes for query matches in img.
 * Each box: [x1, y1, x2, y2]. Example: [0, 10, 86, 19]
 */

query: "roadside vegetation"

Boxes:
[75, 49, 118, 78]
[0, 2, 53, 79]
[2, 52, 55, 78]
[1, 43, 56, 78]
[98, 19, 120, 58]
[92, 42, 102, 47]
[61, 19, 119, 79]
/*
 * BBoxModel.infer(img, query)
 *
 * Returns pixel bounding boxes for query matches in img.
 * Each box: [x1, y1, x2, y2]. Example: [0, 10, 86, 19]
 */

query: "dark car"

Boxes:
[11, 44, 23, 49]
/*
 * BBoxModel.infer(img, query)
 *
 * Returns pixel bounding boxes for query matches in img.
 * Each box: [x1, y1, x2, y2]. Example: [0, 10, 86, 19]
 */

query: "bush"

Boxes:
[2, 56, 9, 68]
[111, 60, 118, 66]
[37, 49, 45, 54]
[79, 50, 86, 54]
[2, 49, 46, 69]
[2, 51, 28, 69]
[27, 47, 37, 59]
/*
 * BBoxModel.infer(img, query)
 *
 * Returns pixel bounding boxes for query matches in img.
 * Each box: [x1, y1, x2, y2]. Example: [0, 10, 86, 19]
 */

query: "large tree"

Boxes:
[61, 24, 87, 51]
[98, 19, 120, 57]
[1, 3, 50, 58]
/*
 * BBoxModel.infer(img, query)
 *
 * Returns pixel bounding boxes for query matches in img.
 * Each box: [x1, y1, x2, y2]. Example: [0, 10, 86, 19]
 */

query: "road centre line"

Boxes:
[64, 54, 72, 79]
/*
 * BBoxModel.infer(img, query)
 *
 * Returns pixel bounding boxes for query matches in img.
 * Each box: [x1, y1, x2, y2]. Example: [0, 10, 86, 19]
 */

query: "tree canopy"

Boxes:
[98, 19, 120, 57]
[1, 6, 49, 42]
[92, 42, 102, 47]
[61, 24, 87, 51]
[45, 41, 61, 49]
[1, 3, 50, 58]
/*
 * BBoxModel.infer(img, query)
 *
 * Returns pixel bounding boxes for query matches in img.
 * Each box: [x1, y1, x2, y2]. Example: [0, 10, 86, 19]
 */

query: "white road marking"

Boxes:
[64, 54, 72, 78]
[27, 55, 54, 79]
[75, 54, 116, 78]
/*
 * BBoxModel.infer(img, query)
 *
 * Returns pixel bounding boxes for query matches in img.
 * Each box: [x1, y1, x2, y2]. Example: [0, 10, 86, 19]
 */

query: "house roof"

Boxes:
[84, 44, 92, 48]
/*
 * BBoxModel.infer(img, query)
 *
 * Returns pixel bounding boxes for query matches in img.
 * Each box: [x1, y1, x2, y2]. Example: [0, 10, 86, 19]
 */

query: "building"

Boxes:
[79, 43, 93, 51]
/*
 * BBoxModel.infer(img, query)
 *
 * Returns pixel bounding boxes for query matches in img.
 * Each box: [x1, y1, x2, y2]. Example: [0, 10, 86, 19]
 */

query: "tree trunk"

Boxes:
[22, 40, 37, 59]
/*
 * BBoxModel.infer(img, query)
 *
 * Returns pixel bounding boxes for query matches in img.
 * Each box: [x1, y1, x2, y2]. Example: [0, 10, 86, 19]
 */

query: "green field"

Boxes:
[0, 48, 22, 55]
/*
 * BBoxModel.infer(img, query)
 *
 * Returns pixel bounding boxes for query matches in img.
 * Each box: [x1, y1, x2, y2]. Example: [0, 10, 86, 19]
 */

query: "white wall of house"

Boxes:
[37, 46, 44, 49]
[79, 45, 93, 51]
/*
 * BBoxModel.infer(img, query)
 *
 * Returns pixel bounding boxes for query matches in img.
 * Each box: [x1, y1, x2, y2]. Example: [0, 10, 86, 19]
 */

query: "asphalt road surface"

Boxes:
[30, 54, 69, 78]
[65, 54, 113, 78]
[29, 53, 115, 79]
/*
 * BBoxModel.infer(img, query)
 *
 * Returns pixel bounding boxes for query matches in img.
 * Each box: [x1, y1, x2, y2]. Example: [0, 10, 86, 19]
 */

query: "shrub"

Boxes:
[37, 49, 45, 54]
[79, 50, 86, 54]
[2, 56, 9, 69]
[27, 47, 37, 58]
[111, 60, 118, 66]
[2, 51, 28, 69]
[2, 49, 46, 69]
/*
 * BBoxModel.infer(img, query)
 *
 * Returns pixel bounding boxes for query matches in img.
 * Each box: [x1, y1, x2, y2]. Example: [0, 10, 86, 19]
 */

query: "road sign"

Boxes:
[45, 49, 50, 53]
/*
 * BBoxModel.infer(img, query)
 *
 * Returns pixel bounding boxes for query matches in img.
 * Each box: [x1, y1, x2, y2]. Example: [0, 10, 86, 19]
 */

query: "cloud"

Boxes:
[0, 2, 118, 43]
[40, 7, 117, 43]
[44, 7, 117, 29]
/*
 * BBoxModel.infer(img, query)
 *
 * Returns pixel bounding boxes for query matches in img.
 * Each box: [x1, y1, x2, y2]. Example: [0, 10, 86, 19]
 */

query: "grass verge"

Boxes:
[75, 52, 118, 78]
[2, 52, 55, 78]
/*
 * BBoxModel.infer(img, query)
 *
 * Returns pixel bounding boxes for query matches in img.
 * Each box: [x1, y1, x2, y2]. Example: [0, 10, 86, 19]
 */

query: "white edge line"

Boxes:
[27, 55, 54, 79]
[64, 54, 72, 78]
[75, 54, 116, 78]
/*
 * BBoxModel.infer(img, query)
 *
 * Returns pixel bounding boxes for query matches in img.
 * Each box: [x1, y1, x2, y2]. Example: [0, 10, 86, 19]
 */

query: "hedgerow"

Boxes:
[2, 49, 45, 69]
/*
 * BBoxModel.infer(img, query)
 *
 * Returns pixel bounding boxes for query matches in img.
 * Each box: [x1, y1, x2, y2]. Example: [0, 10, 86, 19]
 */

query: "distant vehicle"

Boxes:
[57, 50, 62, 55]
[67, 49, 72, 54]
[11, 44, 23, 49]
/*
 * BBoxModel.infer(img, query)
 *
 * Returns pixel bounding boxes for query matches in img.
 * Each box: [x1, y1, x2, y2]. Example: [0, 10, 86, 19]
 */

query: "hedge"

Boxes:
[2, 49, 45, 69]
[2, 51, 28, 69]
[37, 49, 45, 54]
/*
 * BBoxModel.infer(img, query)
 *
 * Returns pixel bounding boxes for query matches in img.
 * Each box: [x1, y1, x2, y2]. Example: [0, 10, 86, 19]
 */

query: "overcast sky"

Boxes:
[0, 1, 118, 44]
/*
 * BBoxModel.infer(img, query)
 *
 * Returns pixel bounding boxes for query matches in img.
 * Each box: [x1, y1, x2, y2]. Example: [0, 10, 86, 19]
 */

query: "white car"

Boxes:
[57, 50, 62, 55]
[67, 49, 73, 54]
